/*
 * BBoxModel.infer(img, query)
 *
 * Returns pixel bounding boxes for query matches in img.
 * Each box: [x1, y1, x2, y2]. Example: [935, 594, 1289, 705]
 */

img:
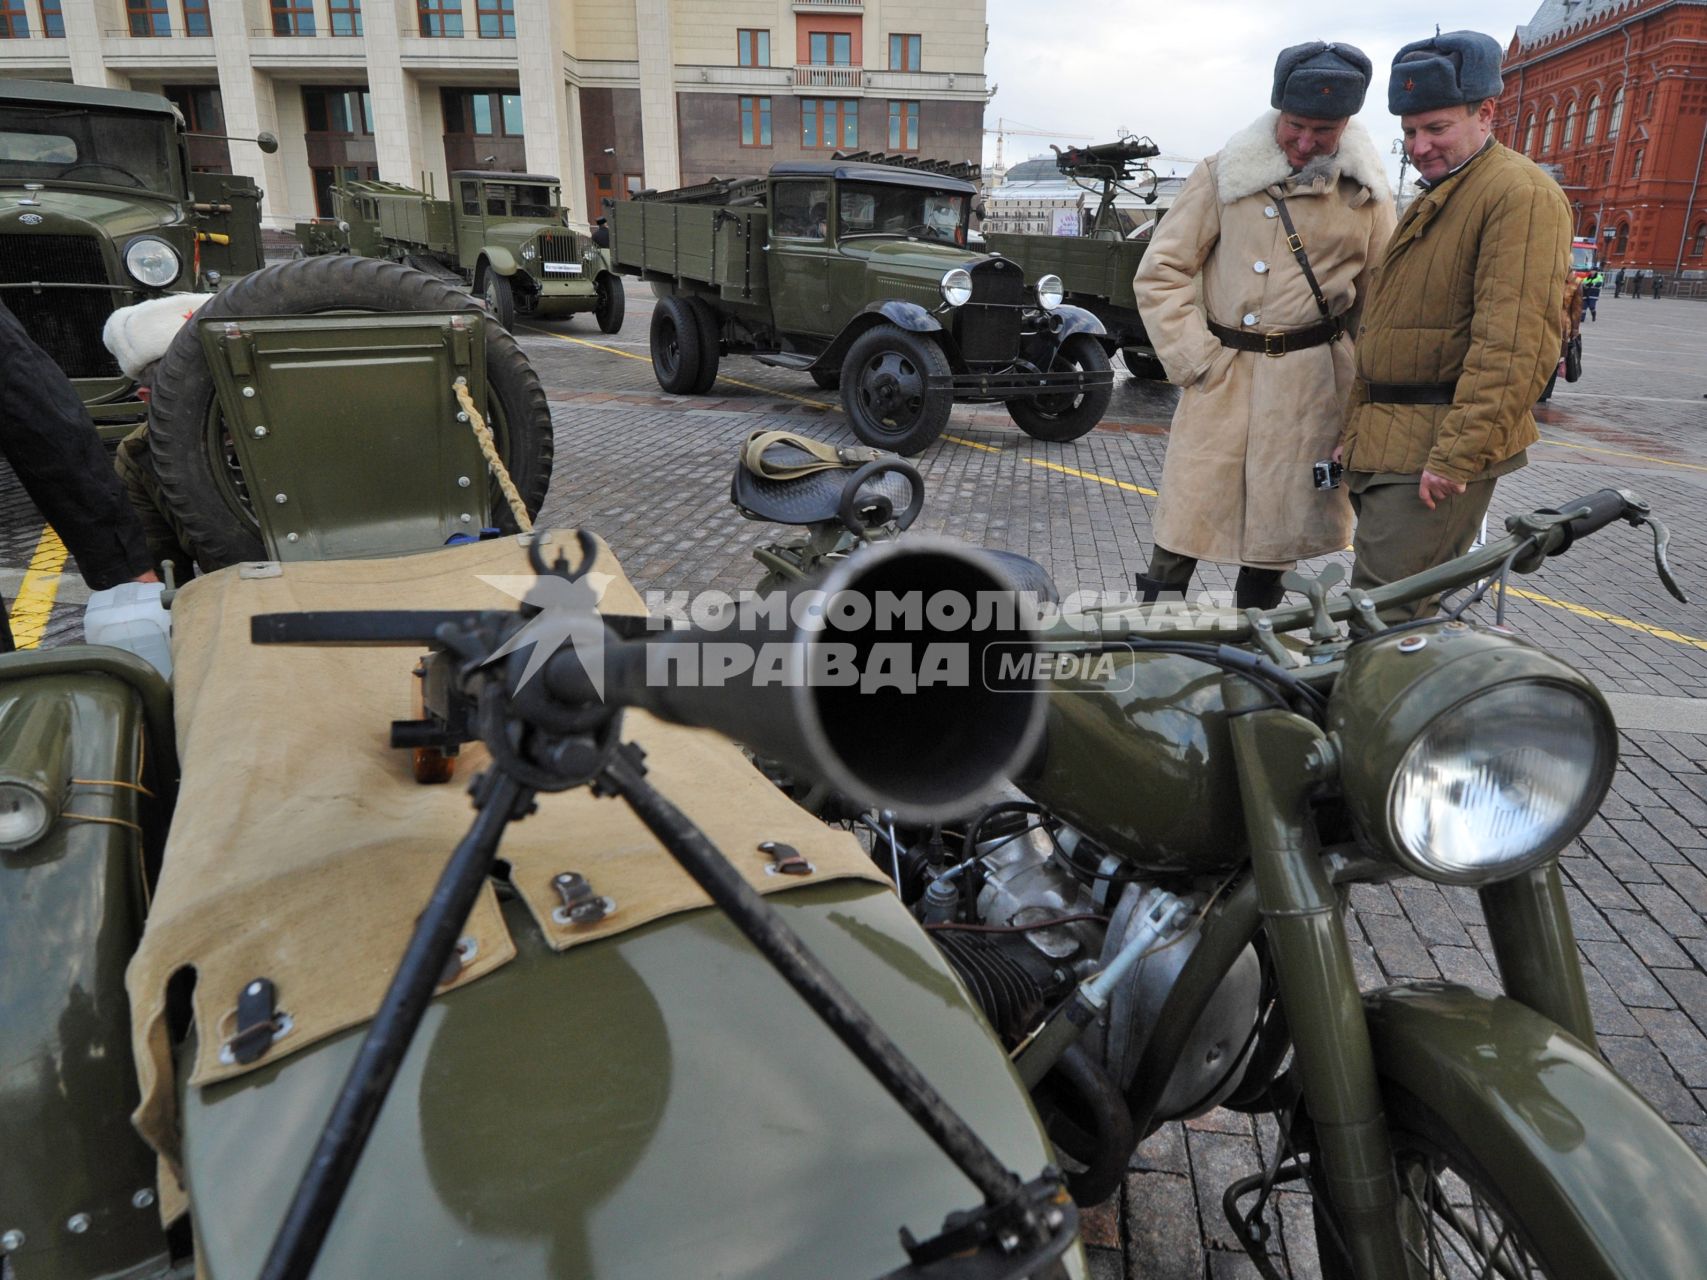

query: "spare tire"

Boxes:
[148, 255, 553, 569]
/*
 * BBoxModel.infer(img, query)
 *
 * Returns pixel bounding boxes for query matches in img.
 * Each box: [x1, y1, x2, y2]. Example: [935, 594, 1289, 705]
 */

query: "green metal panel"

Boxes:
[197, 313, 493, 561]
[0, 672, 169, 1280]
[1365, 984, 1707, 1279]
[187, 174, 266, 277]
[1016, 648, 1248, 872]
[181, 883, 1084, 1280]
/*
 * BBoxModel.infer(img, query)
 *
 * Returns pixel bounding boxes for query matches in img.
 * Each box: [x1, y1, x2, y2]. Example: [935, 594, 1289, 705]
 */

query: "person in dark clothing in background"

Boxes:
[0, 301, 157, 645]
[1614, 267, 1625, 298]
[1652, 273, 1665, 299]
[1582, 269, 1602, 320]
[591, 216, 610, 248]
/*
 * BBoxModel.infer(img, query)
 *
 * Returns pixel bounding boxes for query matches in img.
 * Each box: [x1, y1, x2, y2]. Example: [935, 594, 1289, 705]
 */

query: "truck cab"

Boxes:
[0, 77, 266, 438]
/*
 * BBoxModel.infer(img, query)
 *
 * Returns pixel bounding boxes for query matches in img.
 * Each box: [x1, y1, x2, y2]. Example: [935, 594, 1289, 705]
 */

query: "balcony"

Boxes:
[677, 64, 791, 91]
[792, 0, 862, 10]
[792, 64, 862, 91]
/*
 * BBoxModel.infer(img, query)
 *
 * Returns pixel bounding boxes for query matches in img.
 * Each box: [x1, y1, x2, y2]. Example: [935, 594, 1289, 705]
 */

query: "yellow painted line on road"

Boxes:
[1495, 582, 1707, 652]
[1537, 434, 1707, 474]
[11, 525, 68, 649]
[1024, 455, 1157, 496]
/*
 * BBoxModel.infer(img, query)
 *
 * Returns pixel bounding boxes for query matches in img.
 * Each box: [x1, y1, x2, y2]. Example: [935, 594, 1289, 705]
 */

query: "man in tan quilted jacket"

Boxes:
[1335, 30, 1571, 621]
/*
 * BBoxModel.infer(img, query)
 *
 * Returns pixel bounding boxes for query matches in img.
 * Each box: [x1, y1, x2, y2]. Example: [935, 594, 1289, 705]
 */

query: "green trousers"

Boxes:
[114, 425, 196, 585]
[1348, 477, 1498, 623]
[1142, 546, 1287, 611]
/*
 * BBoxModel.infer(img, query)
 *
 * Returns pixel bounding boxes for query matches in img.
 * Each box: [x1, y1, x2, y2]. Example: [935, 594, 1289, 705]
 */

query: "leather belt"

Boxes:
[1208, 315, 1342, 357]
[1365, 382, 1457, 405]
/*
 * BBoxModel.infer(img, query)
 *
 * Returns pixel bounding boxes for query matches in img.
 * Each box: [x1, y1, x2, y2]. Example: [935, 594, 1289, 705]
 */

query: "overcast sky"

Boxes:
[983, 0, 1548, 181]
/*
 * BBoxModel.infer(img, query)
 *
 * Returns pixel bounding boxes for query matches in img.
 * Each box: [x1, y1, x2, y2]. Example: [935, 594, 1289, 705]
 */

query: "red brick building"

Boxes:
[1498, 0, 1707, 280]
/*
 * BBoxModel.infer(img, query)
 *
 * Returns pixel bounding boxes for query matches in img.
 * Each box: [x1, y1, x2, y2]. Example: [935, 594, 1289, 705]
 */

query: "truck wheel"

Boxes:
[594, 274, 626, 334]
[840, 325, 953, 456]
[810, 369, 841, 391]
[1121, 347, 1165, 381]
[147, 255, 552, 570]
[686, 297, 721, 394]
[1006, 335, 1112, 443]
[477, 265, 517, 331]
[650, 295, 705, 394]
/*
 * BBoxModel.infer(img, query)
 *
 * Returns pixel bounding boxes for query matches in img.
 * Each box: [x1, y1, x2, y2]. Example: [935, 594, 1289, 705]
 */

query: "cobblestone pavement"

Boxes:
[2, 288, 1704, 1277]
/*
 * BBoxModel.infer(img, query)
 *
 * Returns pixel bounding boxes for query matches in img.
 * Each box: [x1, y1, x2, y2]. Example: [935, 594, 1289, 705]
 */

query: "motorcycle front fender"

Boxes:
[1365, 982, 1707, 1279]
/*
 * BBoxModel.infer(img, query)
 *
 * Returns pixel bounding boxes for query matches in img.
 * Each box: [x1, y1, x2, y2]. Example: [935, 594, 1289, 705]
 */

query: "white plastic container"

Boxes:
[83, 580, 172, 678]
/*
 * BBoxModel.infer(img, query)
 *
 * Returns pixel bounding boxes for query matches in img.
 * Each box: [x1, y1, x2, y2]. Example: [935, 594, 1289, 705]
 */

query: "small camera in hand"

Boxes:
[1312, 459, 1344, 490]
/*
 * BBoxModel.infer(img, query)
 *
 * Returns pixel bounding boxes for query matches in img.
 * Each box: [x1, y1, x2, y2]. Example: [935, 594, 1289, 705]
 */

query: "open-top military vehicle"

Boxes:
[985, 137, 1166, 381]
[294, 171, 625, 334]
[0, 77, 274, 440]
[609, 156, 1116, 455]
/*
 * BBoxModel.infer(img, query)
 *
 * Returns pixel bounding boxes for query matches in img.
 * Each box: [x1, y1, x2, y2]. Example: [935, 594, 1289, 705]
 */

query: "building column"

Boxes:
[634, 0, 680, 191]
[367, 0, 428, 188]
[207, 0, 293, 227]
[517, 2, 581, 222]
[62, 3, 126, 88]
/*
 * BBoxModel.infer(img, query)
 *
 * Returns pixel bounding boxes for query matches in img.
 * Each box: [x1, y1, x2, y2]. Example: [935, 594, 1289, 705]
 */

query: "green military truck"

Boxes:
[295, 171, 624, 334]
[0, 77, 272, 438]
[984, 138, 1166, 380]
[610, 157, 1115, 455]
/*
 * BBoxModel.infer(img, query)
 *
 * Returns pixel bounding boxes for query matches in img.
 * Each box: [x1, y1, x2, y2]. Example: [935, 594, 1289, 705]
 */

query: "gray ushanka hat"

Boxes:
[1271, 42, 1372, 119]
[1389, 30, 1504, 115]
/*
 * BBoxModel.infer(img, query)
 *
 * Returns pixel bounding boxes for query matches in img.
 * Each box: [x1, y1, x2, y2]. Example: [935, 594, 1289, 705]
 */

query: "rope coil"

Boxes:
[453, 378, 533, 532]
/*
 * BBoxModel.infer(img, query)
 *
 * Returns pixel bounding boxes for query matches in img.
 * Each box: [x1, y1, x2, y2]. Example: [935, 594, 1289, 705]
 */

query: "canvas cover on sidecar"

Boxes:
[125, 535, 890, 1206]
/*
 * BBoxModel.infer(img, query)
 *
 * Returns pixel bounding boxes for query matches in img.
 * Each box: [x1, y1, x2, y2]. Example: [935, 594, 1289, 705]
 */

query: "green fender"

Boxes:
[481, 246, 519, 277]
[1365, 983, 1707, 1279]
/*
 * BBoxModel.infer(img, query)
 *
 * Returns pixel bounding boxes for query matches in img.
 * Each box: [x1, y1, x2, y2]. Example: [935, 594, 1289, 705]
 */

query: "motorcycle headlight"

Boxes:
[124, 236, 181, 288]
[1328, 624, 1616, 885]
[940, 267, 973, 308]
[0, 782, 52, 850]
[1035, 274, 1065, 310]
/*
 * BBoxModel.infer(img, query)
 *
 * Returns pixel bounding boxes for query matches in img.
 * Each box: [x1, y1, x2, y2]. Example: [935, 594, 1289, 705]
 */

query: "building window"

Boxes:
[1632, 147, 1643, 179]
[37, 0, 61, 35]
[0, 0, 27, 37]
[1541, 107, 1555, 154]
[304, 87, 374, 135]
[1644, 90, 1653, 117]
[801, 98, 857, 148]
[888, 100, 918, 151]
[1603, 158, 1612, 182]
[738, 28, 769, 67]
[808, 32, 852, 65]
[1561, 100, 1576, 149]
[890, 33, 920, 71]
[167, 84, 223, 131]
[1520, 112, 1535, 154]
[127, 0, 170, 36]
[418, 0, 461, 37]
[1607, 86, 1624, 139]
[476, 0, 512, 38]
[443, 89, 523, 137]
[1692, 222, 1706, 257]
[739, 96, 771, 147]
[271, 0, 314, 36]
[1614, 222, 1628, 255]
[1583, 93, 1600, 141]
[329, 0, 360, 35]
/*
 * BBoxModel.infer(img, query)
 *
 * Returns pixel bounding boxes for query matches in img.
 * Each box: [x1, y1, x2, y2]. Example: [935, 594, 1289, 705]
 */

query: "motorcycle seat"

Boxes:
[730, 449, 857, 525]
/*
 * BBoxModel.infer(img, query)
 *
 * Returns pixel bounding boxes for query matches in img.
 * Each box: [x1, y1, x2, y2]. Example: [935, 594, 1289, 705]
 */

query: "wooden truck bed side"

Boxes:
[611, 200, 770, 304]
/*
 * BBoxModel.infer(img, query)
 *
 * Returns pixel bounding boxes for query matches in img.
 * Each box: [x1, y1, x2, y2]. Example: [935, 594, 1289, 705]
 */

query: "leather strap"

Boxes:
[1271, 195, 1332, 321]
[1208, 316, 1342, 356]
[1365, 382, 1456, 405]
[740, 430, 886, 480]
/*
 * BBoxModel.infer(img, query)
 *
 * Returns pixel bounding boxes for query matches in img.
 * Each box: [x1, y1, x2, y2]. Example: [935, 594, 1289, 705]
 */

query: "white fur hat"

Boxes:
[102, 293, 213, 382]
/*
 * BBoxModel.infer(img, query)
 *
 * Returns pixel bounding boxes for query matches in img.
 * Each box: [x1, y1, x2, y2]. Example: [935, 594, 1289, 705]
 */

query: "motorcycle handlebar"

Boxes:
[1539, 488, 1644, 556]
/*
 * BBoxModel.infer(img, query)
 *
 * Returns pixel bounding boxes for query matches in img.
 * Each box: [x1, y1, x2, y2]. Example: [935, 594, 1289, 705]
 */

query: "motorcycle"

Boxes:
[731, 447, 1707, 1278]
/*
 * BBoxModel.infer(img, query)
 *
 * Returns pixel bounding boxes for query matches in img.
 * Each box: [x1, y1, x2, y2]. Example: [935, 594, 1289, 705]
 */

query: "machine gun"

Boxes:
[1050, 135, 1161, 240]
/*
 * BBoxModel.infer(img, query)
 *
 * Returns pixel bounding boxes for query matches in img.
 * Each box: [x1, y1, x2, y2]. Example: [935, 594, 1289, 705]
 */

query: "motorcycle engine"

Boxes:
[927, 821, 1261, 1121]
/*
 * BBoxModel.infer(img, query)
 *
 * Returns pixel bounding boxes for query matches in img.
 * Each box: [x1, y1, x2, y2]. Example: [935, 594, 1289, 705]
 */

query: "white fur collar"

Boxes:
[1213, 111, 1389, 206]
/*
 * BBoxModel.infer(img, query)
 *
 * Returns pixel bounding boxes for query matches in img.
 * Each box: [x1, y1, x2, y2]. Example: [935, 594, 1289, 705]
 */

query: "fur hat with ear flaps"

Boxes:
[1271, 41, 1372, 120]
[1389, 30, 1504, 115]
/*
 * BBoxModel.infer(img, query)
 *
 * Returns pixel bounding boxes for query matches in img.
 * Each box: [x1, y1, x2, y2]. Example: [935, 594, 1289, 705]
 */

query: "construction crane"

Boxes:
[983, 117, 1091, 171]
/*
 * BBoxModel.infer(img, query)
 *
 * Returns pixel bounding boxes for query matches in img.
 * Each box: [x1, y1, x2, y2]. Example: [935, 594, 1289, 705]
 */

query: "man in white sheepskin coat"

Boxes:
[1133, 42, 1395, 610]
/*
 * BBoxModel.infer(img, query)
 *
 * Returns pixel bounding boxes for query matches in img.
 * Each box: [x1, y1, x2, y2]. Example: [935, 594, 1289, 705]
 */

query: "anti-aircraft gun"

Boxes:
[984, 135, 1167, 380]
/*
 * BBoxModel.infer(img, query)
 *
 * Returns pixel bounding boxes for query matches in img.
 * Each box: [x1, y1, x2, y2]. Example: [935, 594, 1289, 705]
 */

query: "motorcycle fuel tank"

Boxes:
[1016, 648, 1248, 872]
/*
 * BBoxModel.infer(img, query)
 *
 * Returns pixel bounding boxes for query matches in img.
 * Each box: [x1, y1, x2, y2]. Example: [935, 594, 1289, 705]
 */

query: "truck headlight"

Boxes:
[1036, 274, 1065, 310]
[124, 237, 181, 288]
[940, 268, 973, 307]
[522, 244, 537, 261]
[1328, 625, 1615, 885]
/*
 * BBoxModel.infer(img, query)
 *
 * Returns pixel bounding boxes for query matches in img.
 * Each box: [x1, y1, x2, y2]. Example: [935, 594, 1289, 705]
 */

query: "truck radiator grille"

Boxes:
[535, 232, 578, 265]
[958, 258, 1026, 367]
[0, 234, 123, 378]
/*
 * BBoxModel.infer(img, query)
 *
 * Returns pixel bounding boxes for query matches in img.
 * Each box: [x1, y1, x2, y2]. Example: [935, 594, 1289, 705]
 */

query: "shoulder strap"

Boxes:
[1270, 195, 1332, 321]
[741, 429, 886, 480]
